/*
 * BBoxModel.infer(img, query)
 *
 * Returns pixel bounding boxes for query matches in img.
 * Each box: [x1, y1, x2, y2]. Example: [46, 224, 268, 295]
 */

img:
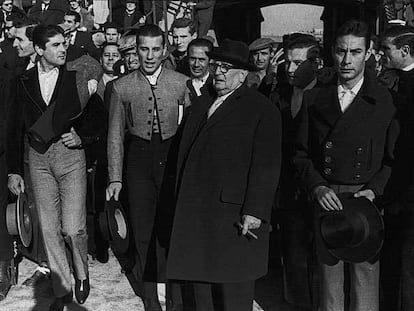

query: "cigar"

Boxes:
[235, 222, 258, 240]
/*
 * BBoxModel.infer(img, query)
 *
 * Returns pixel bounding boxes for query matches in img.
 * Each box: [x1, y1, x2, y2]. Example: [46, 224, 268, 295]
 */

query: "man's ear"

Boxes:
[364, 48, 372, 62]
[34, 44, 44, 57]
[401, 44, 410, 58]
[192, 32, 197, 40]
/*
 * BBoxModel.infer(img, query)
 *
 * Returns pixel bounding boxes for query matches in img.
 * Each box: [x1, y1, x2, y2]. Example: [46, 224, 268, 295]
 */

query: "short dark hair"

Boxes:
[103, 22, 120, 33]
[32, 24, 64, 50]
[187, 38, 213, 53]
[65, 10, 81, 23]
[100, 42, 120, 58]
[171, 17, 196, 35]
[382, 25, 414, 56]
[335, 20, 371, 51]
[14, 18, 38, 42]
[136, 24, 165, 46]
[286, 34, 320, 61]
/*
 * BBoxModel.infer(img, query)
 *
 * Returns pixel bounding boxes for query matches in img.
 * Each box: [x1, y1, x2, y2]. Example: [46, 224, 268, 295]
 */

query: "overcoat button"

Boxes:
[354, 162, 361, 168]
[324, 156, 332, 163]
[354, 174, 361, 180]
[324, 167, 332, 175]
[148, 109, 152, 113]
[325, 141, 333, 149]
[356, 147, 363, 155]
[147, 132, 151, 136]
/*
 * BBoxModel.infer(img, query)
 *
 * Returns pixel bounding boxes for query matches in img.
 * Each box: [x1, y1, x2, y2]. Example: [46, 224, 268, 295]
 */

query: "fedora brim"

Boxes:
[316, 193, 384, 264]
[6, 192, 32, 248]
[207, 51, 257, 72]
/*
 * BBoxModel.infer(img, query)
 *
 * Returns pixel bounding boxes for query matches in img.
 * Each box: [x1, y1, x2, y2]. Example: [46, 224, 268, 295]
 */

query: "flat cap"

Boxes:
[118, 35, 136, 52]
[249, 37, 275, 52]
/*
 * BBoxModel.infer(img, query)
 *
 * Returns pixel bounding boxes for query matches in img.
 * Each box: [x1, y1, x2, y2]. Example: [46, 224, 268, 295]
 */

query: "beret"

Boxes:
[118, 35, 136, 52]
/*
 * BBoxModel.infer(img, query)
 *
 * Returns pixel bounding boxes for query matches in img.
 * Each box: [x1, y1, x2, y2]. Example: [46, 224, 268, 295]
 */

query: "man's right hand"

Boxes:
[313, 185, 343, 211]
[106, 182, 122, 201]
[8, 174, 25, 195]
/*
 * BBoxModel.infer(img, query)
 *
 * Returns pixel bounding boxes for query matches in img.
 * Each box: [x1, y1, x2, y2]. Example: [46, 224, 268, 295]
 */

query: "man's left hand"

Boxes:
[241, 215, 261, 235]
[61, 127, 82, 148]
[354, 189, 375, 202]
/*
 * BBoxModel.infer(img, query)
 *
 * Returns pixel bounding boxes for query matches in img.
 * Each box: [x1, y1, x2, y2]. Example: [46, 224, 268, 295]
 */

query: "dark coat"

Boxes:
[73, 31, 98, 59]
[28, 0, 66, 25]
[293, 74, 399, 197]
[384, 69, 414, 204]
[166, 84, 282, 282]
[112, 7, 143, 30]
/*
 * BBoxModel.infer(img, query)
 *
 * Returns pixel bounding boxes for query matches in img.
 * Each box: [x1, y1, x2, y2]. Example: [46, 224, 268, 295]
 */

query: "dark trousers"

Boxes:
[126, 134, 172, 299]
[0, 155, 12, 261]
[186, 281, 255, 311]
[400, 208, 414, 311]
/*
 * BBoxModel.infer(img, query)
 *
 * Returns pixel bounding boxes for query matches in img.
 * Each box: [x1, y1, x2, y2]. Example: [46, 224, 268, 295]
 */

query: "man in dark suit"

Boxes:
[293, 20, 398, 311]
[0, 73, 13, 302]
[28, 0, 67, 25]
[63, 11, 97, 59]
[112, 0, 144, 31]
[273, 34, 321, 311]
[7, 24, 101, 311]
[186, 37, 215, 101]
[166, 39, 282, 311]
[380, 25, 414, 311]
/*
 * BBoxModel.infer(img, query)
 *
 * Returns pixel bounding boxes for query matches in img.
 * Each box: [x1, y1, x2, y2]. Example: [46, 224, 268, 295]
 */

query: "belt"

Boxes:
[328, 184, 364, 194]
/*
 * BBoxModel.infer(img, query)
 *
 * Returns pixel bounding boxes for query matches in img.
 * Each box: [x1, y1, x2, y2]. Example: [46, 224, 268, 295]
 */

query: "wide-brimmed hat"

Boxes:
[99, 199, 129, 254]
[315, 193, 384, 264]
[6, 192, 32, 248]
[207, 39, 256, 71]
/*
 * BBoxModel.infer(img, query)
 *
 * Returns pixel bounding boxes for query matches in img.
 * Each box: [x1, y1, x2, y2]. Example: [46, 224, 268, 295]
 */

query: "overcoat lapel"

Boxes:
[21, 67, 48, 111]
[313, 84, 342, 128]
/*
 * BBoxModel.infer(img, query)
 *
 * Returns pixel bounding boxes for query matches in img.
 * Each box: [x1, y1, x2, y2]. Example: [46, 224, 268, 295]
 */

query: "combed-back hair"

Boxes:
[32, 24, 64, 50]
[64, 10, 81, 23]
[136, 24, 165, 46]
[187, 38, 213, 53]
[171, 17, 196, 35]
[335, 20, 371, 50]
[382, 25, 414, 56]
[286, 34, 320, 61]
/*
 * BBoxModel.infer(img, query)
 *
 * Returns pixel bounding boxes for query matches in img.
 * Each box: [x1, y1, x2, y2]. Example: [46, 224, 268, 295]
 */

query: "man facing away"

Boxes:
[293, 20, 398, 311]
[106, 24, 190, 311]
[167, 39, 281, 311]
[380, 25, 414, 311]
[7, 24, 99, 311]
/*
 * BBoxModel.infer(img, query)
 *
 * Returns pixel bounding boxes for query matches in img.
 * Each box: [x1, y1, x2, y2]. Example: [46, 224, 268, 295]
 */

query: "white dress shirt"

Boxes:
[337, 77, 364, 113]
[143, 65, 162, 86]
[192, 72, 209, 96]
[38, 66, 59, 105]
[70, 30, 77, 46]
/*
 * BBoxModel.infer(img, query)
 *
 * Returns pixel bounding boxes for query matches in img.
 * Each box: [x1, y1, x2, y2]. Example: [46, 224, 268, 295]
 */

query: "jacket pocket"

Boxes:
[126, 102, 134, 127]
[220, 187, 245, 205]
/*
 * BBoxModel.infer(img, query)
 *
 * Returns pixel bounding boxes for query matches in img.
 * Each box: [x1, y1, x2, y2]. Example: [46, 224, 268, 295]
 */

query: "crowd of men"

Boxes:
[0, 1, 414, 311]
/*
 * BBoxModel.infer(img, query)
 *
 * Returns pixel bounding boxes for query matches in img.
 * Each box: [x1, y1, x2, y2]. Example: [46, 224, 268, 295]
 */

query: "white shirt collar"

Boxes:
[193, 71, 209, 84]
[338, 76, 364, 96]
[142, 65, 162, 86]
[402, 62, 414, 72]
[38, 65, 59, 75]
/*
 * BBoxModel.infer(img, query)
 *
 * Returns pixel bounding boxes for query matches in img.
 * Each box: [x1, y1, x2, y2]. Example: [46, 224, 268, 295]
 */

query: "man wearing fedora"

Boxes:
[166, 39, 281, 310]
[7, 24, 102, 311]
[106, 24, 190, 311]
[293, 20, 398, 311]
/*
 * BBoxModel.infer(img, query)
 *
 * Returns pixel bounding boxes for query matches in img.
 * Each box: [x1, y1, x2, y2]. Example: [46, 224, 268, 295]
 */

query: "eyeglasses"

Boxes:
[210, 62, 236, 74]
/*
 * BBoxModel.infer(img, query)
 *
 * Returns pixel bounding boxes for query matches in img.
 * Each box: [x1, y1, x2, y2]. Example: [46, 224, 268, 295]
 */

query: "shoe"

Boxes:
[75, 277, 90, 304]
[49, 291, 73, 311]
[95, 247, 109, 264]
[143, 298, 162, 311]
[0, 261, 11, 302]
[22, 268, 50, 287]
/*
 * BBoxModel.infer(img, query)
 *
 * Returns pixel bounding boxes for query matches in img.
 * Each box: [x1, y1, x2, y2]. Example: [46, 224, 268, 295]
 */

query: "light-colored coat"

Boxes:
[107, 67, 190, 182]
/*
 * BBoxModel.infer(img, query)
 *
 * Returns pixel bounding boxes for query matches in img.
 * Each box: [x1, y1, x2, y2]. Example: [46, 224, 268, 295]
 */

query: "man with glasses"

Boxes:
[167, 39, 281, 310]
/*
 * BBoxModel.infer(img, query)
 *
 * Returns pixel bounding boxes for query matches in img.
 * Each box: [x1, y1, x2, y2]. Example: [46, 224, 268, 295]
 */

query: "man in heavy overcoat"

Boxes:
[167, 39, 282, 311]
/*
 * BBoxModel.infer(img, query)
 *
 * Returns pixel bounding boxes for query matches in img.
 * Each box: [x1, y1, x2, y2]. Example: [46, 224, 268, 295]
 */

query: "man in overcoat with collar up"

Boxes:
[293, 20, 399, 311]
[167, 39, 282, 311]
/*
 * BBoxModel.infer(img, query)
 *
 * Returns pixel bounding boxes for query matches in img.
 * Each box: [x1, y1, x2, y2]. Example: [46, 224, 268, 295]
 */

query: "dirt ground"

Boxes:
[0, 249, 295, 311]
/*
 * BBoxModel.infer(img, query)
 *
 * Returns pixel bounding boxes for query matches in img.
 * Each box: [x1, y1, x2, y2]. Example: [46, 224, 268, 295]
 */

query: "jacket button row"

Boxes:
[325, 141, 333, 149]
[324, 167, 332, 175]
[355, 147, 363, 155]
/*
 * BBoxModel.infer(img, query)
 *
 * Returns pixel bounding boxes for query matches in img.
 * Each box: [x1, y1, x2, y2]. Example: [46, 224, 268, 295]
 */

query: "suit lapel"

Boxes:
[20, 66, 48, 111]
[204, 85, 246, 130]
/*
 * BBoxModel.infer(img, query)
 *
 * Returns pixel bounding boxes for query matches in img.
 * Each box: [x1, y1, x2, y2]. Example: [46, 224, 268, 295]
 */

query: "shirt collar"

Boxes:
[402, 62, 414, 72]
[193, 72, 209, 84]
[338, 76, 364, 96]
[142, 65, 162, 85]
[38, 64, 59, 75]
